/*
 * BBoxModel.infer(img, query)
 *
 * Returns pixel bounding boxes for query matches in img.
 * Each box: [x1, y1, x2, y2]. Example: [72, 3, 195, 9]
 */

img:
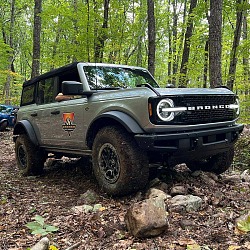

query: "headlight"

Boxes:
[156, 98, 175, 121]
[229, 97, 240, 116]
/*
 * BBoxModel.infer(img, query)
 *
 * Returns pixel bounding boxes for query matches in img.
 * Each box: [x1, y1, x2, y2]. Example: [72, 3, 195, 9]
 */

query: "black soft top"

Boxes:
[23, 62, 78, 87]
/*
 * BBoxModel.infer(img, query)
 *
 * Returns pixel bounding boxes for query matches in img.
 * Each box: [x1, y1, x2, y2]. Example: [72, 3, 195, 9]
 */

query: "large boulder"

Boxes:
[125, 188, 169, 238]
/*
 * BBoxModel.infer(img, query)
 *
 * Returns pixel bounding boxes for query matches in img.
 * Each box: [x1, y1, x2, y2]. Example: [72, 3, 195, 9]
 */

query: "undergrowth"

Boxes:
[233, 127, 250, 170]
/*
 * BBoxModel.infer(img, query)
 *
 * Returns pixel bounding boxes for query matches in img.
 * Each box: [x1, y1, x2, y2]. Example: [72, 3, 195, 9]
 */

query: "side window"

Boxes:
[37, 77, 58, 104]
[21, 84, 35, 106]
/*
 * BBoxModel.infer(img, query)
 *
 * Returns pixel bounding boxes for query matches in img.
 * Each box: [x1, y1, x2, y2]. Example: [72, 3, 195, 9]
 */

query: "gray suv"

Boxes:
[14, 62, 243, 196]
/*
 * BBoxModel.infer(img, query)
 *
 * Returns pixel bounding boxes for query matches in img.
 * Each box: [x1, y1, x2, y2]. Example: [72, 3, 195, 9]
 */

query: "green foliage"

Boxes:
[25, 215, 59, 236]
[236, 215, 250, 233]
[234, 131, 250, 170]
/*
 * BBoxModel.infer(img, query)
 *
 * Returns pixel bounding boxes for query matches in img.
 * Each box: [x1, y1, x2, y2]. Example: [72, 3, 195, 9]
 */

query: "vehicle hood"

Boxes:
[155, 87, 234, 96]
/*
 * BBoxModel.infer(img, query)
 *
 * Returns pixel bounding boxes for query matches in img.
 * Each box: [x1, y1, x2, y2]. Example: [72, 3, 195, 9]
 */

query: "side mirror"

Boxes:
[62, 81, 83, 95]
[62, 81, 95, 97]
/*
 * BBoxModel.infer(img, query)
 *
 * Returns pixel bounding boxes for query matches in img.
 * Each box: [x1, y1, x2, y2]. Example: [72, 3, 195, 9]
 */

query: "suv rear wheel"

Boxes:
[92, 126, 149, 196]
[187, 147, 234, 174]
[15, 134, 45, 176]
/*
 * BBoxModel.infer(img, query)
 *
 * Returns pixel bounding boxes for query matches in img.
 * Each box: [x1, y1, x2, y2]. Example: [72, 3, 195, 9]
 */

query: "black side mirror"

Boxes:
[62, 81, 96, 97]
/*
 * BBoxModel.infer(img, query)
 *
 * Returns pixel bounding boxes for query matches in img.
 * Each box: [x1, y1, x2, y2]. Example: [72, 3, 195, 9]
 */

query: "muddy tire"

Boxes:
[15, 134, 45, 176]
[187, 147, 234, 174]
[92, 126, 149, 196]
[0, 120, 8, 132]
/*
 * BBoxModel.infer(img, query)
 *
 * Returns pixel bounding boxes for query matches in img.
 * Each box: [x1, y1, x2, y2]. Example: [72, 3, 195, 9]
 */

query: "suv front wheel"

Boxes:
[15, 134, 45, 176]
[92, 126, 149, 196]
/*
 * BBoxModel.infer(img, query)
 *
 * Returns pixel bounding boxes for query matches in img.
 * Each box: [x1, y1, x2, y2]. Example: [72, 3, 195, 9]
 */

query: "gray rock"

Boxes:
[170, 185, 187, 196]
[71, 205, 93, 213]
[240, 169, 250, 182]
[77, 189, 99, 205]
[223, 175, 241, 184]
[30, 237, 49, 250]
[147, 188, 169, 200]
[168, 195, 202, 212]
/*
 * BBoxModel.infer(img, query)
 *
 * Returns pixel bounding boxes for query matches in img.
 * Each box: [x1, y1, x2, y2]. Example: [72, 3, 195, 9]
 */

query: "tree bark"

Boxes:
[3, 0, 15, 104]
[227, 0, 244, 90]
[179, 0, 197, 87]
[208, 0, 223, 88]
[242, 8, 249, 82]
[94, 0, 110, 63]
[203, 40, 209, 88]
[31, 0, 42, 78]
[172, 0, 178, 86]
[147, 0, 156, 76]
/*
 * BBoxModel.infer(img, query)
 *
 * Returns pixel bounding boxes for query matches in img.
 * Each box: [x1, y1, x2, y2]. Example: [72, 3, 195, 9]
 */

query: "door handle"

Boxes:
[30, 112, 37, 117]
[51, 110, 60, 115]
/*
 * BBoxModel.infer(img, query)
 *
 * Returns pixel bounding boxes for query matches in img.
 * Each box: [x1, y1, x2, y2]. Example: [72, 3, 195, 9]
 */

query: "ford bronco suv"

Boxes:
[14, 62, 243, 196]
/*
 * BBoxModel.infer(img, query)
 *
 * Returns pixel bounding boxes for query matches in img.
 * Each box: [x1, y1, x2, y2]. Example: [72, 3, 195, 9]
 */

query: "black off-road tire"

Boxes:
[0, 120, 8, 132]
[92, 126, 149, 196]
[187, 147, 234, 174]
[15, 134, 45, 176]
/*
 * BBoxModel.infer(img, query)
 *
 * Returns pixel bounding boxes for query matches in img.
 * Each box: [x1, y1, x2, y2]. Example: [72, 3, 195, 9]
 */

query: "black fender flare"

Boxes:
[86, 111, 145, 147]
[13, 120, 39, 146]
[0, 118, 8, 124]
[92, 111, 144, 133]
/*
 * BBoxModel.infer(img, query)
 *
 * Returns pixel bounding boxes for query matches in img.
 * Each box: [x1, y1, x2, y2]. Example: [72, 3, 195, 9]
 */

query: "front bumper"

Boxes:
[134, 124, 244, 153]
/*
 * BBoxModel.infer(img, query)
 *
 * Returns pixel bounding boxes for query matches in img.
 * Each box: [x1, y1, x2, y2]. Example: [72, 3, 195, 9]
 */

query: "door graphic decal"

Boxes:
[62, 112, 76, 136]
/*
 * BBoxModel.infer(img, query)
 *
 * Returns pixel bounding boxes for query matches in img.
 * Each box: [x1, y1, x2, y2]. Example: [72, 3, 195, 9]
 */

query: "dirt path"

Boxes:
[0, 130, 250, 249]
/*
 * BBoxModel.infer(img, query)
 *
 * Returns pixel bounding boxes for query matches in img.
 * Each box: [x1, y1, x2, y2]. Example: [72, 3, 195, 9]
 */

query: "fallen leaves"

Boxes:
[1, 129, 250, 249]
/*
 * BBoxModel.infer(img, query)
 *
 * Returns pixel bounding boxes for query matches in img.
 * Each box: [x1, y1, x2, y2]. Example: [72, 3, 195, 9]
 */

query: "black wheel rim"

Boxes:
[17, 145, 27, 169]
[98, 143, 120, 183]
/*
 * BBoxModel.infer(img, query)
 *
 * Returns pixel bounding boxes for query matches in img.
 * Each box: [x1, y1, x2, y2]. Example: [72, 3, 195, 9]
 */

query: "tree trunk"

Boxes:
[147, 0, 156, 76]
[167, 0, 172, 85]
[203, 40, 209, 88]
[179, 0, 198, 87]
[3, 0, 15, 104]
[227, 0, 244, 90]
[208, 0, 223, 88]
[172, 0, 178, 86]
[94, 0, 110, 63]
[242, 8, 249, 82]
[31, 0, 42, 78]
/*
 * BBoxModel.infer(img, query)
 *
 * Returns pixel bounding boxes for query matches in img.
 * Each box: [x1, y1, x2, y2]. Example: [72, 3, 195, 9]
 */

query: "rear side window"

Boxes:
[21, 84, 35, 106]
[37, 77, 58, 104]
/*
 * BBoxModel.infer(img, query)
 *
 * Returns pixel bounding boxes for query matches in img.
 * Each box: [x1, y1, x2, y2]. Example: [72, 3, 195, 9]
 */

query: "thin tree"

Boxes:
[3, 0, 15, 104]
[227, 0, 245, 91]
[94, 0, 110, 62]
[179, 0, 198, 87]
[31, 0, 42, 78]
[242, 6, 249, 83]
[172, 0, 178, 86]
[147, 0, 156, 76]
[208, 0, 223, 88]
[203, 40, 209, 88]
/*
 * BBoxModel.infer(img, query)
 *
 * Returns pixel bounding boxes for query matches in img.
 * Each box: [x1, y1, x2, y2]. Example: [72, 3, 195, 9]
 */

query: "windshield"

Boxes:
[83, 66, 159, 90]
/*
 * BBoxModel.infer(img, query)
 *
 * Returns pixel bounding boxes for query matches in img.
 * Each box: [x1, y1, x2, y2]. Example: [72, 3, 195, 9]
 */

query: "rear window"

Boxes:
[21, 84, 35, 106]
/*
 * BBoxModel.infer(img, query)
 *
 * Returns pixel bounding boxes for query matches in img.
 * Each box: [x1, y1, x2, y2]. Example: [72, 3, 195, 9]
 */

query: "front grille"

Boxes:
[175, 95, 236, 124]
[149, 94, 238, 125]
[173, 95, 236, 124]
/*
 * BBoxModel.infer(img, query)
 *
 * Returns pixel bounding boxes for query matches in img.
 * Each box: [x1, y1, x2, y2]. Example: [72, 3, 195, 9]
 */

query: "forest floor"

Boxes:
[0, 129, 250, 250]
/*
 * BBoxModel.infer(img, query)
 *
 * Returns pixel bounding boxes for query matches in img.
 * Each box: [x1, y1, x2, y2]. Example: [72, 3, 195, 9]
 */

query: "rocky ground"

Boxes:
[0, 129, 250, 250]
